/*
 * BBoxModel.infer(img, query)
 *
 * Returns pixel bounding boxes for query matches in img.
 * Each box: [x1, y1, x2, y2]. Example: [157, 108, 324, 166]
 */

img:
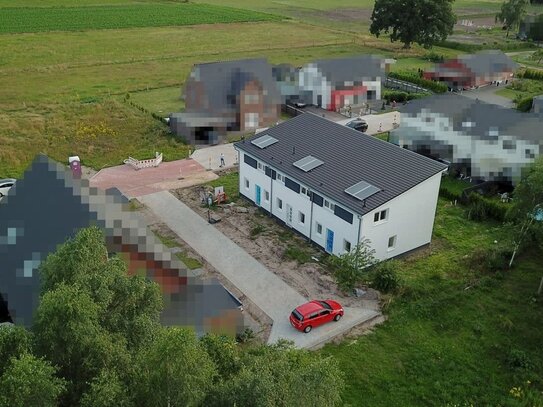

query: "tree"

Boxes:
[507, 156, 543, 267]
[532, 48, 543, 64]
[529, 15, 543, 42]
[134, 327, 216, 407]
[0, 353, 66, 407]
[329, 239, 376, 292]
[370, 0, 456, 48]
[80, 369, 132, 407]
[496, 0, 529, 37]
[0, 324, 32, 375]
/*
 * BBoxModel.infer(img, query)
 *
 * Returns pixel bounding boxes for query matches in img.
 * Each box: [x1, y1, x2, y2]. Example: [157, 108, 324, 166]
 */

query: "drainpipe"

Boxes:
[308, 191, 314, 243]
[356, 214, 362, 244]
[269, 170, 274, 217]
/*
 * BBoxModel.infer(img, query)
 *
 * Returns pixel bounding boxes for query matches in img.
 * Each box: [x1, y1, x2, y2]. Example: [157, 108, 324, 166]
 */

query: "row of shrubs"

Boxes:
[517, 68, 543, 81]
[515, 96, 534, 112]
[465, 192, 509, 222]
[124, 95, 167, 124]
[382, 90, 430, 103]
[387, 71, 448, 93]
[437, 40, 536, 53]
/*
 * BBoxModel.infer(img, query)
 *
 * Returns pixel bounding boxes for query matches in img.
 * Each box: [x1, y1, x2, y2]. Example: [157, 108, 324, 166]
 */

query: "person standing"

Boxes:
[220, 153, 225, 168]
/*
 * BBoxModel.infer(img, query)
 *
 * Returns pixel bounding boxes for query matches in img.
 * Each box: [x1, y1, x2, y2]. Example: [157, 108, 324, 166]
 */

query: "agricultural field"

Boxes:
[0, 3, 281, 34]
[322, 198, 543, 406]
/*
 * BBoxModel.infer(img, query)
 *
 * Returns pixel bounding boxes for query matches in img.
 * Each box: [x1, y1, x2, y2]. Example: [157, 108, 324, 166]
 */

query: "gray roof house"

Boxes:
[0, 155, 243, 334]
[234, 113, 445, 260]
[170, 58, 281, 145]
[391, 94, 543, 184]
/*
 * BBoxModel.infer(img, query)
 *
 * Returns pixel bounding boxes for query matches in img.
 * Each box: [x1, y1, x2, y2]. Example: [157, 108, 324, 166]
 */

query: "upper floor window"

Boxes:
[324, 199, 335, 211]
[244, 112, 259, 129]
[244, 93, 260, 104]
[374, 209, 388, 223]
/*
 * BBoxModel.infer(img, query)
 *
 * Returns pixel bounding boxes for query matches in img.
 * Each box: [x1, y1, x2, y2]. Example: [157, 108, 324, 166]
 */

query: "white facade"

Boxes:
[392, 110, 541, 184]
[237, 150, 442, 260]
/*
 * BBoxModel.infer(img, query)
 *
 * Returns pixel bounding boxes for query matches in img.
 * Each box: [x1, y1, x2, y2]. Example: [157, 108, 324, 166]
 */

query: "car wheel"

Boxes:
[334, 314, 342, 322]
[303, 325, 312, 333]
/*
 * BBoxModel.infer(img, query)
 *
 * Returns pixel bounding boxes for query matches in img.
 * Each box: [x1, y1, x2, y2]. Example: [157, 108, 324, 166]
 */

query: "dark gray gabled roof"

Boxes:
[186, 58, 281, 113]
[458, 50, 519, 77]
[312, 55, 387, 84]
[400, 93, 543, 145]
[235, 114, 446, 216]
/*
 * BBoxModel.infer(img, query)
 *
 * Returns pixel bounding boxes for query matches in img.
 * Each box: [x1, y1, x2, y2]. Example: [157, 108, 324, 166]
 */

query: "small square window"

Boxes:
[257, 162, 263, 170]
[374, 209, 388, 223]
[316, 222, 323, 235]
[244, 178, 249, 190]
[526, 149, 535, 159]
[374, 212, 379, 222]
[299, 211, 305, 224]
[264, 190, 270, 202]
[277, 198, 283, 210]
[388, 235, 397, 250]
[301, 186, 307, 194]
[324, 200, 330, 208]
[343, 239, 351, 252]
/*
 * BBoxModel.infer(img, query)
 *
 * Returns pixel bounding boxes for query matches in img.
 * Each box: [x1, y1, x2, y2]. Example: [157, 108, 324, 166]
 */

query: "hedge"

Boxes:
[465, 192, 509, 222]
[437, 40, 536, 53]
[516, 96, 534, 112]
[518, 69, 543, 81]
[388, 71, 448, 93]
[382, 90, 431, 103]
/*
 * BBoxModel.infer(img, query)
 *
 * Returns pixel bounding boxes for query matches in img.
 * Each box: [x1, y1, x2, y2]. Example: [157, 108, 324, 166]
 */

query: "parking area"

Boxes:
[453, 83, 515, 108]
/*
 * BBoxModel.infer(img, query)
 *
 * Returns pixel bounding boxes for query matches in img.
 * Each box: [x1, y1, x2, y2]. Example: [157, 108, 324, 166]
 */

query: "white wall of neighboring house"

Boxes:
[298, 65, 331, 109]
[237, 150, 442, 260]
[360, 172, 443, 261]
[361, 79, 382, 101]
[393, 111, 541, 183]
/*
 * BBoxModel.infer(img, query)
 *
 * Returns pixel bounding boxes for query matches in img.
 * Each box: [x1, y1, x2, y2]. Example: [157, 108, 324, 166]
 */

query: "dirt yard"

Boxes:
[171, 172, 381, 312]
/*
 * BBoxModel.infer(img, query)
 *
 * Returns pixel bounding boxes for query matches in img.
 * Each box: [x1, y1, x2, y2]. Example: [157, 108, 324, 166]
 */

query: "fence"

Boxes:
[124, 152, 163, 170]
[385, 77, 430, 94]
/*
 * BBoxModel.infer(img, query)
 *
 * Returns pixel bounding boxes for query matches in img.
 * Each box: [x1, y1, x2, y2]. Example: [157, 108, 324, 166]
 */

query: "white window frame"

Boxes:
[299, 211, 305, 225]
[324, 199, 335, 212]
[343, 239, 352, 253]
[315, 222, 323, 235]
[244, 178, 249, 190]
[264, 190, 270, 202]
[388, 235, 397, 251]
[277, 197, 283, 210]
[374, 209, 389, 224]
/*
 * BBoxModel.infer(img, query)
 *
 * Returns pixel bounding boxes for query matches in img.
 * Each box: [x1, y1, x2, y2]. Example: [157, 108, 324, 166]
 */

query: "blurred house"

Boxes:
[518, 14, 543, 41]
[170, 59, 281, 145]
[0, 155, 243, 335]
[297, 55, 391, 111]
[390, 94, 543, 185]
[423, 50, 518, 91]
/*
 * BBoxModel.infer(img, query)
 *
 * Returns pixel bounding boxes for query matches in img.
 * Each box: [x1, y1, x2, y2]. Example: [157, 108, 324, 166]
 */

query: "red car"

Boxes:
[289, 300, 344, 333]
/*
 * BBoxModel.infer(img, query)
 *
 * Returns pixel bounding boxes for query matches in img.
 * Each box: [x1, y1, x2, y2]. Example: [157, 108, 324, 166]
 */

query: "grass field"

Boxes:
[128, 86, 184, 116]
[0, 4, 281, 34]
[322, 198, 543, 406]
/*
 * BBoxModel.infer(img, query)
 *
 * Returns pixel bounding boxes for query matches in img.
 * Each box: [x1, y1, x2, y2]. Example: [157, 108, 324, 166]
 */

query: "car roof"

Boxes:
[295, 300, 324, 316]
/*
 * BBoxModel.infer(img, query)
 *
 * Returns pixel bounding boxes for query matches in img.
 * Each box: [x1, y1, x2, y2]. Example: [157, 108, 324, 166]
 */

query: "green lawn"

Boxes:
[496, 78, 543, 100]
[128, 86, 184, 116]
[206, 171, 240, 202]
[0, 4, 281, 34]
[321, 199, 543, 406]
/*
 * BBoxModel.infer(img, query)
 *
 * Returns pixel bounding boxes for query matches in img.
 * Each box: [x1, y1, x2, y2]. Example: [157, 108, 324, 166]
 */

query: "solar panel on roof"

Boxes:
[345, 180, 380, 201]
[251, 134, 278, 149]
[293, 155, 324, 172]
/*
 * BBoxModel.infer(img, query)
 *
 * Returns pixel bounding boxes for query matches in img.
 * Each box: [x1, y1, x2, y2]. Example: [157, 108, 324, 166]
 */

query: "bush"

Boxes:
[507, 349, 534, 370]
[516, 96, 534, 112]
[423, 51, 445, 63]
[382, 90, 431, 103]
[465, 192, 509, 222]
[371, 260, 401, 293]
[284, 245, 311, 264]
[467, 245, 512, 272]
[388, 71, 448, 93]
[518, 68, 543, 81]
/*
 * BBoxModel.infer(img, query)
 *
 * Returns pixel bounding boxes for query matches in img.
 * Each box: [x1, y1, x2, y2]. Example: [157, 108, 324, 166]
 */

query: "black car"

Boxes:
[345, 119, 368, 133]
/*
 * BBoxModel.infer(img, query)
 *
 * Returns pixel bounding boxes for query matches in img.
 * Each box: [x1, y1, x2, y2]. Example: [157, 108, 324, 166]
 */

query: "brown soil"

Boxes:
[171, 180, 380, 312]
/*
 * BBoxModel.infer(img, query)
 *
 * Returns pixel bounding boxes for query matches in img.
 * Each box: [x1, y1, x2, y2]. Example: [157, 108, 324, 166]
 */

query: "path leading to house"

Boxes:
[139, 190, 381, 349]
[336, 111, 400, 135]
[190, 143, 238, 171]
[455, 83, 515, 108]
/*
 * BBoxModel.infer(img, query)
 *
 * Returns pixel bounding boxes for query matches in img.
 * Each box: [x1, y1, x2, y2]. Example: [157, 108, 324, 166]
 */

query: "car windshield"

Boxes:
[318, 301, 332, 310]
[291, 310, 304, 321]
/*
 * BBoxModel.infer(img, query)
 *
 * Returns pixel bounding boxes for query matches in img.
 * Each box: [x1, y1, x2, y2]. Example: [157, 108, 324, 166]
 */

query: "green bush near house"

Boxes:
[382, 90, 431, 103]
[370, 260, 402, 293]
[465, 192, 509, 222]
[388, 71, 448, 93]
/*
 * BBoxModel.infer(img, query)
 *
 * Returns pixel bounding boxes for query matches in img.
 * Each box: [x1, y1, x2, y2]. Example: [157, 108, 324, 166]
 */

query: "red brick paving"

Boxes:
[90, 158, 206, 197]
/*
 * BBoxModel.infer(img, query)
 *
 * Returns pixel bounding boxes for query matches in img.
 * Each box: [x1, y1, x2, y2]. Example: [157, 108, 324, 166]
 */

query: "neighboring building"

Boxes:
[518, 14, 543, 41]
[170, 59, 281, 144]
[297, 55, 390, 111]
[234, 113, 446, 260]
[533, 95, 543, 114]
[0, 155, 243, 334]
[391, 94, 543, 184]
[424, 50, 518, 91]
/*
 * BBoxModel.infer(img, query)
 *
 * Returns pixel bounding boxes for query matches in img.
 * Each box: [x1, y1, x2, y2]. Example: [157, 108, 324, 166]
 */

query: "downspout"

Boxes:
[356, 214, 362, 244]
[308, 191, 314, 243]
[269, 170, 274, 218]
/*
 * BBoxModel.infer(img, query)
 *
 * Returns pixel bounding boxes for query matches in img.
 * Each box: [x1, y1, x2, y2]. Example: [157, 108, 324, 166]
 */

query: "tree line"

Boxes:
[0, 227, 344, 407]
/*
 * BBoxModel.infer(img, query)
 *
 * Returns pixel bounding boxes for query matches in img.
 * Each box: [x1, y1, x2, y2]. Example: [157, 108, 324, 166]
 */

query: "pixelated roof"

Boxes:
[235, 114, 446, 216]
[0, 155, 241, 332]
[186, 58, 281, 113]
[427, 50, 518, 76]
[400, 94, 543, 145]
[311, 55, 387, 84]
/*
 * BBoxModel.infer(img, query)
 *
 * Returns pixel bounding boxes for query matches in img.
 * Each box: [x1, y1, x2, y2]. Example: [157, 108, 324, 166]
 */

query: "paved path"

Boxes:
[336, 111, 400, 135]
[191, 144, 238, 171]
[455, 83, 515, 108]
[139, 190, 380, 349]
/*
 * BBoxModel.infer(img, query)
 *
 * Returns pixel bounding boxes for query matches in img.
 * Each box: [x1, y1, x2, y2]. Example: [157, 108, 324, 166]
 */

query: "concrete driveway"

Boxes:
[139, 191, 381, 349]
[336, 111, 400, 136]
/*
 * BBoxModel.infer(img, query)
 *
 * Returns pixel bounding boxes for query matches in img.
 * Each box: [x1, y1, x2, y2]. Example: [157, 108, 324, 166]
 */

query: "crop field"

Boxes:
[0, 4, 281, 34]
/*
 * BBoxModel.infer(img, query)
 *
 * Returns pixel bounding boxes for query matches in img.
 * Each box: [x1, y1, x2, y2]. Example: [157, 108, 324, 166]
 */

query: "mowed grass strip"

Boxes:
[0, 4, 281, 34]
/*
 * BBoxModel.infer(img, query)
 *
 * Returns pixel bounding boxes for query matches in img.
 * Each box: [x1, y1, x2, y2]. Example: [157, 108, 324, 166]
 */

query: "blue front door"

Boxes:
[255, 185, 261, 206]
[325, 229, 334, 253]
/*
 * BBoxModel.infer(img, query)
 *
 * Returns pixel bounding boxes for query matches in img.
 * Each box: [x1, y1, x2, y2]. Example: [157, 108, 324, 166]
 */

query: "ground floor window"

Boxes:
[244, 178, 249, 190]
[315, 222, 323, 235]
[264, 190, 270, 202]
[277, 197, 283, 210]
[388, 235, 397, 250]
[299, 211, 305, 225]
[343, 239, 351, 252]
